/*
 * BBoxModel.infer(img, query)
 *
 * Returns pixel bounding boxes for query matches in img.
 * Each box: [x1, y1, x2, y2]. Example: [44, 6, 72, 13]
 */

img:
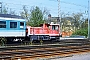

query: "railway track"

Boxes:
[0, 39, 90, 60]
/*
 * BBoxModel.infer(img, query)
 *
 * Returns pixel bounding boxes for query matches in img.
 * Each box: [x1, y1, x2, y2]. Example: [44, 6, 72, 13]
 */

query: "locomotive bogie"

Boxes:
[29, 35, 50, 41]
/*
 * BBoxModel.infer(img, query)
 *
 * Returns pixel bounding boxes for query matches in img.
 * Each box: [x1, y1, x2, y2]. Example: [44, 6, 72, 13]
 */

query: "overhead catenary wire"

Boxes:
[0, 1, 88, 17]
[2, 0, 88, 8]
[60, 1, 87, 8]
[1, 1, 87, 10]
[50, 0, 87, 8]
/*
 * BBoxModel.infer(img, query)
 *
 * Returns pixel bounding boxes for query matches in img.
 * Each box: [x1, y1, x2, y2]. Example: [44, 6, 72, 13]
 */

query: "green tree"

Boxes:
[0, 5, 8, 14]
[73, 28, 88, 37]
[2, 7, 8, 14]
[9, 8, 16, 15]
[0, 4, 16, 15]
[20, 5, 30, 21]
[81, 19, 88, 28]
[21, 6, 49, 27]
[72, 13, 83, 31]
[29, 6, 44, 27]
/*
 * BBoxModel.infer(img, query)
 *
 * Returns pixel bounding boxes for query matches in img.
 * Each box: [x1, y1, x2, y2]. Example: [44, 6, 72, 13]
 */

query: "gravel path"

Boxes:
[51, 53, 90, 60]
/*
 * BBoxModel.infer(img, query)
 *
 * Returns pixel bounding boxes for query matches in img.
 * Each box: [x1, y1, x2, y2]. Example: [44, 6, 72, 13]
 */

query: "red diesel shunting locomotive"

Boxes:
[26, 22, 60, 41]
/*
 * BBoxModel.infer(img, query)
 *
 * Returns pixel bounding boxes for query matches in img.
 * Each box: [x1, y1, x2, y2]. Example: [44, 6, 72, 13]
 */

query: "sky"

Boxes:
[0, 0, 89, 17]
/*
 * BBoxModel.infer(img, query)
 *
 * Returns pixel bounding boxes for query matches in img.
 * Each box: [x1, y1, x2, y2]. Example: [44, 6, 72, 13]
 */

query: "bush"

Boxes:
[0, 37, 7, 46]
[73, 28, 88, 37]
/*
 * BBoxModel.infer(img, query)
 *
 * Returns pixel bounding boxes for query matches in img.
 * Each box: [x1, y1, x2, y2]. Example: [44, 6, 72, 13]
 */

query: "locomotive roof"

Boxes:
[0, 14, 24, 19]
[40, 23, 50, 26]
[40, 23, 59, 26]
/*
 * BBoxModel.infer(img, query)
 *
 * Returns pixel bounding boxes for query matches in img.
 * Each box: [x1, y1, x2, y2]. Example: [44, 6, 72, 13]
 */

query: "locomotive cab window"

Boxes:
[52, 25, 59, 30]
[20, 22, 24, 29]
[0, 21, 6, 28]
[10, 22, 17, 28]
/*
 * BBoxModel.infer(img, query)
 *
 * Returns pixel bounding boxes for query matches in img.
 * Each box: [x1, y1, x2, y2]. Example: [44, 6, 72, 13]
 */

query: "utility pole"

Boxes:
[0, 2, 2, 13]
[57, 0, 62, 37]
[57, 0, 60, 23]
[57, 0, 60, 20]
[88, 0, 90, 39]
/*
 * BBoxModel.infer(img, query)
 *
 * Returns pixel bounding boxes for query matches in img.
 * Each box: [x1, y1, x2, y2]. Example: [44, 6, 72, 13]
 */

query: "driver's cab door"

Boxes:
[50, 24, 60, 34]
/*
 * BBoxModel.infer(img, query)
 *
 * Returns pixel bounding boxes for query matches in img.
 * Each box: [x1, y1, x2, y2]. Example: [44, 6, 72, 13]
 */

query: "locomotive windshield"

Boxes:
[52, 25, 59, 30]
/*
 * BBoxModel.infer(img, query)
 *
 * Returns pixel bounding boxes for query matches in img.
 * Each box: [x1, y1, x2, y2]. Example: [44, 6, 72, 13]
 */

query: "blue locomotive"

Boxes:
[0, 14, 26, 42]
